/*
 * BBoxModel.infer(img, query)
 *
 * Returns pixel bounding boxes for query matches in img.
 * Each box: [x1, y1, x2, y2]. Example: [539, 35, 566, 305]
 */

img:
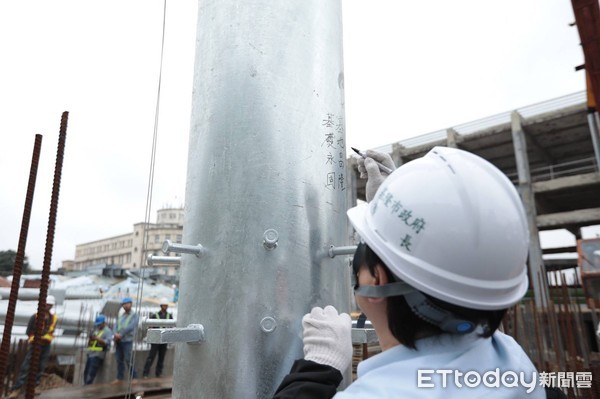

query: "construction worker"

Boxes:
[83, 314, 113, 385]
[8, 295, 58, 398]
[274, 147, 547, 398]
[142, 297, 173, 378]
[172, 284, 179, 303]
[112, 296, 138, 383]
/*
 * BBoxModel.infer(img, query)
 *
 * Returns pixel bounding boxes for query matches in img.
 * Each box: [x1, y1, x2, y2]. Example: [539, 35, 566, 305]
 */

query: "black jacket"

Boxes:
[273, 359, 342, 399]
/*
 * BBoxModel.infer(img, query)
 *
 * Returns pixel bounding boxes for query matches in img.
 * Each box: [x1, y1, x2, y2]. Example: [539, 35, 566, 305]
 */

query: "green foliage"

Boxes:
[0, 250, 31, 276]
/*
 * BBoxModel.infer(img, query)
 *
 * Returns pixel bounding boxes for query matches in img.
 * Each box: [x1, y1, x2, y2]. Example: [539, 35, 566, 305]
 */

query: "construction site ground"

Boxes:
[2, 342, 379, 399]
[3, 376, 172, 399]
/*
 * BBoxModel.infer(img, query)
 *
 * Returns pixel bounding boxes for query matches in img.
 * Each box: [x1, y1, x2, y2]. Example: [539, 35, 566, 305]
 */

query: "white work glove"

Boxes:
[356, 150, 396, 202]
[302, 306, 352, 372]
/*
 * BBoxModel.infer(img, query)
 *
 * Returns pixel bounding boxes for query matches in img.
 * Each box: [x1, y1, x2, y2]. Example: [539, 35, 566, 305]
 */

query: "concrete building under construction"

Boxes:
[351, 90, 600, 302]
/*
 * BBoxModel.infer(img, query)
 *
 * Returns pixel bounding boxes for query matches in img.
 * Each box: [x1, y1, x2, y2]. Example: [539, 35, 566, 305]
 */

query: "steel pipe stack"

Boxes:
[174, 1, 350, 397]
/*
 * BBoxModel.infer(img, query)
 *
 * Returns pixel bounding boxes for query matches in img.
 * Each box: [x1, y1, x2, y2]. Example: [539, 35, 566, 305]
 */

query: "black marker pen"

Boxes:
[351, 147, 393, 174]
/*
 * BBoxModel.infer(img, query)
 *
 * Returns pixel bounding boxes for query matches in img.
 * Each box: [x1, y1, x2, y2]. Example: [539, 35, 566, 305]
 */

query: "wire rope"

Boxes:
[125, 0, 168, 395]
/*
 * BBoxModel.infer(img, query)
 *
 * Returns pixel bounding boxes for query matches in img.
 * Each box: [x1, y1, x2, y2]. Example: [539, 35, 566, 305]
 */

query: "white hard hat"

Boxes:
[159, 297, 169, 305]
[347, 146, 529, 310]
[46, 295, 56, 306]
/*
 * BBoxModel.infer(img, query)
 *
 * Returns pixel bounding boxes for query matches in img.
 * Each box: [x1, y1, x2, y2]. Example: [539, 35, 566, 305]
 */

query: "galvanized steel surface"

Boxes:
[147, 324, 204, 345]
[175, 1, 350, 397]
[350, 328, 379, 345]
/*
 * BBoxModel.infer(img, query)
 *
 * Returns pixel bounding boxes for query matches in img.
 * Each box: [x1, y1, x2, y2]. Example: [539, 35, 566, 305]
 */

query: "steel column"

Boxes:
[174, 1, 350, 397]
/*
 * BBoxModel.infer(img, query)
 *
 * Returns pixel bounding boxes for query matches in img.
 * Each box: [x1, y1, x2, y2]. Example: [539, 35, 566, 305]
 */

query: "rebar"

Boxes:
[502, 268, 600, 395]
[0, 134, 43, 393]
[529, 298, 544, 370]
[25, 112, 68, 399]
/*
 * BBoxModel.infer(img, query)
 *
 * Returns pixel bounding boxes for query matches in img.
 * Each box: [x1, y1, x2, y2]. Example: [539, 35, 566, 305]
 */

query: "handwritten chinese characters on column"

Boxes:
[322, 113, 345, 191]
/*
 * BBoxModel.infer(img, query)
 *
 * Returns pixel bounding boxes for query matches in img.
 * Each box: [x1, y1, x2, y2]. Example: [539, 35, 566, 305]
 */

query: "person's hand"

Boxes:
[114, 333, 122, 342]
[357, 150, 396, 202]
[302, 306, 352, 372]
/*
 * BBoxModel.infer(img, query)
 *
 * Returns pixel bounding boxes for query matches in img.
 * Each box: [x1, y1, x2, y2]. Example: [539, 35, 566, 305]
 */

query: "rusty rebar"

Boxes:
[0, 134, 43, 393]
[25, 112, 68, 399]
[558, 272, 578, 374]
[571, 274, 590, 367]
[543, 270, 565, 372]
[530, 298, 544, 370]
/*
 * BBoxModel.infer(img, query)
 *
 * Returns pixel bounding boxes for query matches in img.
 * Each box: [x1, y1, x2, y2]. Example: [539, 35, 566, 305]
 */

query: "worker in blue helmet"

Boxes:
[112, 297, 139, 383]
[83, 314, 113, 384]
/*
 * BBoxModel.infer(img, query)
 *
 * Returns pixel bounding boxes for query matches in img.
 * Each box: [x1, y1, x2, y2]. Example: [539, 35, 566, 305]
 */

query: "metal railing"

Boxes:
[372, 91, 587, 152]
[507, 156, 598, 183]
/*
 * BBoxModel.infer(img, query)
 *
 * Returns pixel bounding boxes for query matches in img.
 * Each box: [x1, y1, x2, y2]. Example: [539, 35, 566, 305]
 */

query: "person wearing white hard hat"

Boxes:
[142, 297, 173, 378]
[274, 147, 555, 398]
[8, 295, 58, 397]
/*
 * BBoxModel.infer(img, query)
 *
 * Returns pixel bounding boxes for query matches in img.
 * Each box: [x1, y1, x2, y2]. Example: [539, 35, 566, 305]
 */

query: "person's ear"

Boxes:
[367, 264, 389, 304]
[373, 264, 390, 284]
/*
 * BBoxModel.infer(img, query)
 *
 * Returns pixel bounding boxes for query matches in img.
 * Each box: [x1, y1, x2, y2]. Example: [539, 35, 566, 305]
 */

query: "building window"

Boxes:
[165, 234, 171, 241]
[155, 234, 160, 243]
[176, 234, 182, 243]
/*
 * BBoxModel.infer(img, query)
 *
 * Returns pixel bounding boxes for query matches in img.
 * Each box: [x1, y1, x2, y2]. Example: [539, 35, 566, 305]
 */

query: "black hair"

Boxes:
[361, 244, 507, 349]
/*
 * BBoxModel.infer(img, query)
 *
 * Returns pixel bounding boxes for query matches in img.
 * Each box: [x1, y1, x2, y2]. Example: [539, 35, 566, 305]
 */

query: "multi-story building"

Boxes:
[66, 208, 184, 273]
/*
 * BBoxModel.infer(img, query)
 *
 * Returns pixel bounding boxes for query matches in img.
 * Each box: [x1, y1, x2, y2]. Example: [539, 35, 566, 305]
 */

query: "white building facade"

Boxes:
[67, 208, 184, 272]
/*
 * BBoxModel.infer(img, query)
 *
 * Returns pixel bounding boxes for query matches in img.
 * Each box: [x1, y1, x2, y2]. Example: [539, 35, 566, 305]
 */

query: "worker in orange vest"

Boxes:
[8, 295, 58, 398]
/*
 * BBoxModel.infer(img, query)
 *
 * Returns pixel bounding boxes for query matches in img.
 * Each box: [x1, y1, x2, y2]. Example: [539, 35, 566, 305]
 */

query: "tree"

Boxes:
[0, 250, 31, 277]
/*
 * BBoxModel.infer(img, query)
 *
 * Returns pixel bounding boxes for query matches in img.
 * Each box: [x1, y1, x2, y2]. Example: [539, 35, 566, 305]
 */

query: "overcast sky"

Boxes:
[0, 0, 594, 270]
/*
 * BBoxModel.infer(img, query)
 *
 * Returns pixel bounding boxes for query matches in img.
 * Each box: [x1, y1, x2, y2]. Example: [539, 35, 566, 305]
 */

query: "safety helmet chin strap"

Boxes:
[352, 242, 476, 335]
[354, 282, 476, 335]
[353, 281, 415, 298]
[404, 291, 476, 334]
